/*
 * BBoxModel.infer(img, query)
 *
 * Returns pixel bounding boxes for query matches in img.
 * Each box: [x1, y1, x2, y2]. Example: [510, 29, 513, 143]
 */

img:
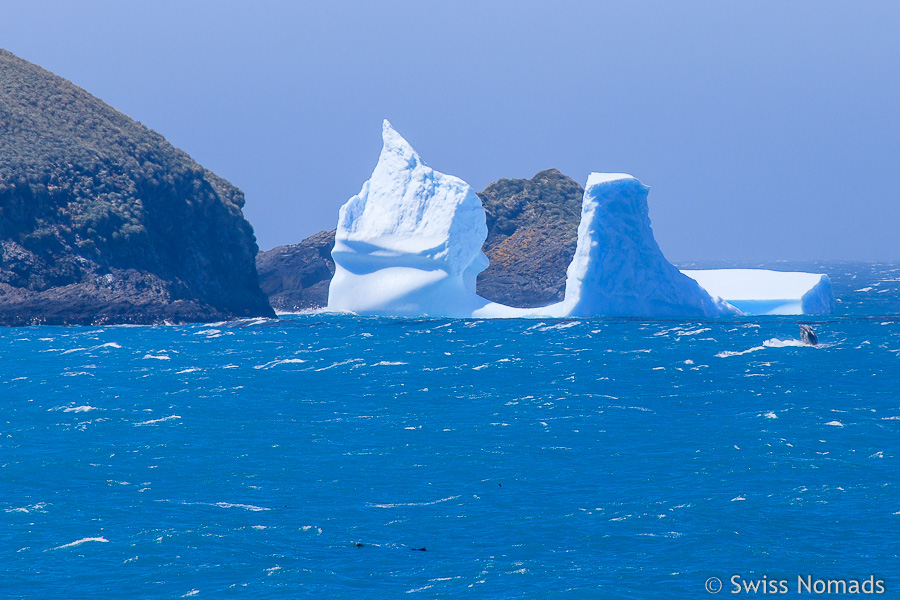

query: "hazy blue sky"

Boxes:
[2, 1, 898, 260]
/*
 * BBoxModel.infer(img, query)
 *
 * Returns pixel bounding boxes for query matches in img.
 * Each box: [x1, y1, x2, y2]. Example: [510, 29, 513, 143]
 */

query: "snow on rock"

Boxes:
[327, 120, 497, 317]
[681, 269, 834, 315]
[559, 174, 739, 318]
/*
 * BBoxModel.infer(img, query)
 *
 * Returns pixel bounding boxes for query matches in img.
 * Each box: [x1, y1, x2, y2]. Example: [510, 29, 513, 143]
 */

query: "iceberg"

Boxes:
[328, 121, 499, 317]
[681, 269, 834, 315]
[327, 121, 834, 318]
[558, 174, 737, 318]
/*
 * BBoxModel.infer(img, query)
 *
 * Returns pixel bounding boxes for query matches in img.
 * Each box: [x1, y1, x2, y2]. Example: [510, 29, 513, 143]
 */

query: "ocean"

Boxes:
[2, 261, 898, 599]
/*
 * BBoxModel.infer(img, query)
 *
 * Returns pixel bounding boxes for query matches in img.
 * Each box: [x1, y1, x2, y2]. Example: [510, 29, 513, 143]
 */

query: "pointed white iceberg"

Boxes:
[327, 122, 834, 318]
[327, 120, 497, 317]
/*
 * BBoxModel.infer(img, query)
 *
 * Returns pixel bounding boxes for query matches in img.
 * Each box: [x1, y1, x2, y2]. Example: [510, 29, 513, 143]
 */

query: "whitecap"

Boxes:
[214, 502, 270, 512]
[536, 321, 580, 332]
[134, 415, 181, 426]
[678, 327, 711, 336]
[315, 358, 364, 371]
[143, 354, 170, 361]
[368, 495, 460, 508]
[717, 337, 809, 358]
[824, 420, 844, 427]
[763, 338, 806, 348]
[64, 405, 98, 413]
[372, 361, 408, 366]
[253, 358, 306, 370]
[230, 317, 271, 327]
[716, 346, 766, 358]
[61, 342, 122, 355]
[731, 496, 746, 501]
[51, 537, 109, 550]
[5, 502, 48, 514]
[762, 411, 778, 419]
[176, 367, 201, 374]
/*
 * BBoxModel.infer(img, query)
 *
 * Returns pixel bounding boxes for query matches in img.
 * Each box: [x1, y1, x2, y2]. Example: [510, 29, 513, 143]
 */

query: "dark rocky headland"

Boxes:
[0, 49, 274, 325]
[257, 169, 584, 312]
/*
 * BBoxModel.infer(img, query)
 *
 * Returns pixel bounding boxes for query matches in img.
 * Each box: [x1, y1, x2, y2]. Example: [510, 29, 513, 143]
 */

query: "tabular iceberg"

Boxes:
[681, 269, 834, 315]
[327, 122, 834, 318]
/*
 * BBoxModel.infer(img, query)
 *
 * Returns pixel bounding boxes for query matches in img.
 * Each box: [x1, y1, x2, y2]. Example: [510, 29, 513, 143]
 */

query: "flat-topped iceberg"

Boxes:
[327, 122, 834, 318]
[682, 269, 834, 315]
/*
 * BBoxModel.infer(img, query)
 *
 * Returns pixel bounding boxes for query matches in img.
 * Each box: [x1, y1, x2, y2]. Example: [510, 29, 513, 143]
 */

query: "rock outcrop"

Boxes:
[0, 49, 274, 325]
[256, 229, 335, 312]
[477, 169, 582, 307]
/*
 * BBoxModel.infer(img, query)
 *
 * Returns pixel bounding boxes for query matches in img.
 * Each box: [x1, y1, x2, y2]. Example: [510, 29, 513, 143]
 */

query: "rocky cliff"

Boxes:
[256, 229, 335, 312]
[0, 49, 274, 325]
[477, 169, 582, 307]
[256, 169, 584, 311]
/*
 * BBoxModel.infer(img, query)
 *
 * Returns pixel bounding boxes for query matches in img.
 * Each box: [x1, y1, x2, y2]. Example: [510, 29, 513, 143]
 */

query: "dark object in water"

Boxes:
[355, 542, 364, 547]
[800, 324, 818, 346]
[410, 547, 427, 552]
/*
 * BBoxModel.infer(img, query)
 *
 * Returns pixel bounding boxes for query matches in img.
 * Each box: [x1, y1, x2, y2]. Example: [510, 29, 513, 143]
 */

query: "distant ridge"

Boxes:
[0, 49, 274, 325]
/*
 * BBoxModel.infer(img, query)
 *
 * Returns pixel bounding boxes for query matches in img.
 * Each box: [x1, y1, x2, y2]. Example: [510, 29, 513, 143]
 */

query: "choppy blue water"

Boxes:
[2, 262, 899, 599]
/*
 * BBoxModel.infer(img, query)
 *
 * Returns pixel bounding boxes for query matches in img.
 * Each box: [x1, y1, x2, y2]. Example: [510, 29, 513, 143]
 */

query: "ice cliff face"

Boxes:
[327, 121, 493, 317]
[560, 174, 738, 318]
